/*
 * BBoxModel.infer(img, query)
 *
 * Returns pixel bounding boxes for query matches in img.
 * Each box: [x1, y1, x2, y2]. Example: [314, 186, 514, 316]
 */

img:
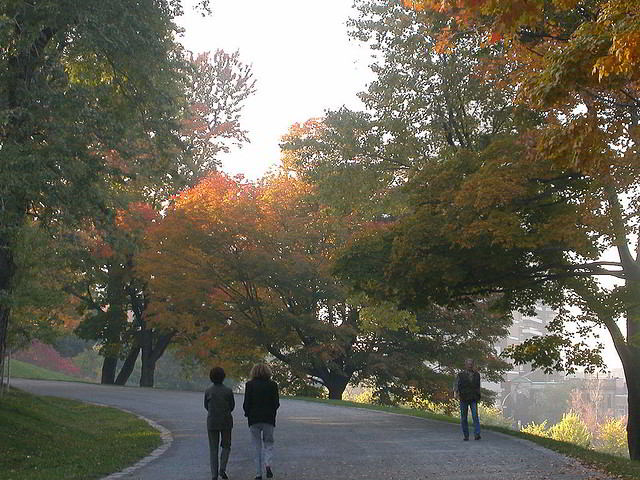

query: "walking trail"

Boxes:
[13, 379, 614, 480]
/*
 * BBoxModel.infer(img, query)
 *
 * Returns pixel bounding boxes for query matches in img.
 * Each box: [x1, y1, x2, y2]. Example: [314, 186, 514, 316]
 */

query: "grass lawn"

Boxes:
[0, 388, 162, 480]
[292, 396, 640, 480]
[9, 359, 86, 382]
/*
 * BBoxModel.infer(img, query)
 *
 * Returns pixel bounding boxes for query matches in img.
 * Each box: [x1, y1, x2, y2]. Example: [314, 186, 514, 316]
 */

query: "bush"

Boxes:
[405, 397, 458, 416]
[478, 404, 514, 428]
[14, 340, 82, 377]
[596, 417, 628, 458]
[521, 420, 550, 437]
[344, 388, 374, 404]
[548, 411, 591, 447]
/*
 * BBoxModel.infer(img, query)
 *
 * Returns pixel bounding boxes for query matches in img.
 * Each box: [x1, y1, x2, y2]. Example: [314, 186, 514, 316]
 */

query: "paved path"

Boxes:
[14, 379, 613, 480]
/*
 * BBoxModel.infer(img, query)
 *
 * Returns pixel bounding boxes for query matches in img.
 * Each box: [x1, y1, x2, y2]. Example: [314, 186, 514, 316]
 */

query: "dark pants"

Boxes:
[208, 429, 232, 477]
[459, 400, 480, 439]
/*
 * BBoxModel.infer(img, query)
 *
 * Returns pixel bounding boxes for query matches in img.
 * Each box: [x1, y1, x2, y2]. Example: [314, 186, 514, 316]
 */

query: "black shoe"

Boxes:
[254, 476, 262, 480]
[463, 437, 469, 441]
[475, 434, 481, 440]
[266, 466, 273, 478]
[220, 472, 228, 479]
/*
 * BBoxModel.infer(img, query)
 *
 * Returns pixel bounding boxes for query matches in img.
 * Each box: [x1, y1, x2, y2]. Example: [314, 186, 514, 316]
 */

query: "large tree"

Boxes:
[396, 0, 640, 459]
[70, 50, 256, 387]
[0, 0, 202, 381]
[137, 171, 508, 400]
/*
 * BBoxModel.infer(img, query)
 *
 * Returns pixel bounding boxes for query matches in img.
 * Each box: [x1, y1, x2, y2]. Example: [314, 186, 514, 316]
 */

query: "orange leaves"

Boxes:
[115, 202, 157, 233]
[402, 0, 428, 12]
[593, 30, 640, 81]
[488, 30, 503, 44]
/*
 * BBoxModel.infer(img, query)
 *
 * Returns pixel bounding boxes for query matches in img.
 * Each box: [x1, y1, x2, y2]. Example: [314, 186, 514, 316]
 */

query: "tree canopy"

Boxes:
[137, 171, 509, 400]
[323, 0, 640, 459]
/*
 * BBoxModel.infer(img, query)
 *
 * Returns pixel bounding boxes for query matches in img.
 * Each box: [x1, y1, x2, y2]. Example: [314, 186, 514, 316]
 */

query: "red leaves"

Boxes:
[15, 341, 83, 377]
[115, 202, 157, 233]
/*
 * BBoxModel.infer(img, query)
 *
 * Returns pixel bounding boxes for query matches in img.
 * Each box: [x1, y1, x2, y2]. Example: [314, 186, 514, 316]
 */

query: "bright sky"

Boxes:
[177, 0, 374, 179]
[176, 1, 625, 374]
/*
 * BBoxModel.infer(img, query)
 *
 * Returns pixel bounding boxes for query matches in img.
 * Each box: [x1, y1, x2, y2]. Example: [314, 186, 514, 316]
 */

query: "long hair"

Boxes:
[250, 363, 272, 380]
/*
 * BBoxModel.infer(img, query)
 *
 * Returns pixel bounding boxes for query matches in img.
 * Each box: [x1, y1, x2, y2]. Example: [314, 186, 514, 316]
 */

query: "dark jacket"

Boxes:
[243, 378, 280, 426]
[455, 370, 481, 403]
[204, 383, 235, 431]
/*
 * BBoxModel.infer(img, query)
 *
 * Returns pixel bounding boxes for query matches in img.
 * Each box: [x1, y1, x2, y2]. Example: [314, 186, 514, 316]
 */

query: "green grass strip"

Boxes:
[0, 389, 162, 480]
[290, 396, 640, 480]
[9, 359, 85, 382]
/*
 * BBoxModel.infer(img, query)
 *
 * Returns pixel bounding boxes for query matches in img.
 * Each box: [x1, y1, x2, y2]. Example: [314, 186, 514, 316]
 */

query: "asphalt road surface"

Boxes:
[13, 379, 614, 480]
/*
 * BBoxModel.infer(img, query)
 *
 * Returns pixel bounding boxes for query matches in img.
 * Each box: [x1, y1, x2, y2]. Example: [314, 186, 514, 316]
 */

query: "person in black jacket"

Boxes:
[243, 363, 280, 480]
[204, 367, 235, 480]
[454, 358, 482, 441]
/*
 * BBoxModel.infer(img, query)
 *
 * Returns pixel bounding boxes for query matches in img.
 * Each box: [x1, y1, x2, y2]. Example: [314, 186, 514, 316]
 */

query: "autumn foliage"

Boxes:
[14, 341, 82, 378]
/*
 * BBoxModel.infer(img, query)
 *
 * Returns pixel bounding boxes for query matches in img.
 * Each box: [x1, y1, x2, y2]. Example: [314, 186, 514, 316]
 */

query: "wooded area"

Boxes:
[1, 0, 638, 460]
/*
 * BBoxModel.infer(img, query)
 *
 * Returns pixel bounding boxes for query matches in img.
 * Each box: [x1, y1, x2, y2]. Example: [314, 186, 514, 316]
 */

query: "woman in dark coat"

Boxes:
[243, 363, 280, 480]
[204, 366, 235, 480]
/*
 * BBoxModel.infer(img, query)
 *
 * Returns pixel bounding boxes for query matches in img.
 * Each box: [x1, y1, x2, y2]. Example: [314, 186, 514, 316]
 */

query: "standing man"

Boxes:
[204, 366, 235, 480]
[454, 358, 481, 441]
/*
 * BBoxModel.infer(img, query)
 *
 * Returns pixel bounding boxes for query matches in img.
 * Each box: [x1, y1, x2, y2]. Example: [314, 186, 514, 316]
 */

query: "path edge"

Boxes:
[97, 404, 173, 480]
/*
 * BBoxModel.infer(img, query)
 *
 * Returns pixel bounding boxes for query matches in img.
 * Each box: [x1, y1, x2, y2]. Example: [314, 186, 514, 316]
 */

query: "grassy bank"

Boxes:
[9, 359, 85, 382]
[0, 389, 161, 480]
[292, 396, 640, 480]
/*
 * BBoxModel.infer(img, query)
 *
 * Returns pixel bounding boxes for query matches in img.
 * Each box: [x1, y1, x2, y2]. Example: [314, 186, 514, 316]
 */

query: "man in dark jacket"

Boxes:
[454, 358, 482, 441]
[204, 367, 235, 480]
[243, 363, 280, 480]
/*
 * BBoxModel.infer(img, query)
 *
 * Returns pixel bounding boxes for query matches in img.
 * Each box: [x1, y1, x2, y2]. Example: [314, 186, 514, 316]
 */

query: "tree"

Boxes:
[65, 49, 255, 387]
[138, 171, 509, 400]
[0, 0, 193, 384]
[397, 0, 640, 459]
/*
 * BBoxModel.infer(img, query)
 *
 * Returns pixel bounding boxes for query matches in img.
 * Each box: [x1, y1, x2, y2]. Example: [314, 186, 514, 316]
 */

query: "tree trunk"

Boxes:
[139, 328, 155, 388]
[101, 355, 117, 385]
[324, 375, 350, 400]
[622, 273, 640, 460]
[0, 246, 16, 385]
[139, 329, 174, 388]
[114, 343, 141, 386]
[626, 359, 640, 460]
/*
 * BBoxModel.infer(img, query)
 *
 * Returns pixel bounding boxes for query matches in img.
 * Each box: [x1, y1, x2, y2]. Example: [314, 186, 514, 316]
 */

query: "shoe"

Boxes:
[463, 437, 469, 441]
[254, 476, 262, 480]
[475, 434, 481, 440]
[220, 472, 228, 479]
[266, 466, 273, 478]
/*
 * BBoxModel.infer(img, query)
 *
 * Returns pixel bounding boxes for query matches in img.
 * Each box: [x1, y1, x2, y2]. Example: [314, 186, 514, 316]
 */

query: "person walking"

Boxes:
[204, 366, 235, 480]
[454, 358, 482, 441]
[243, 363, 280, 480]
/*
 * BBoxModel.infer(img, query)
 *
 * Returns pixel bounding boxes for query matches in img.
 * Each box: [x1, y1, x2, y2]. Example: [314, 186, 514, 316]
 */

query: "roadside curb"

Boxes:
[98, 406, 173, 480]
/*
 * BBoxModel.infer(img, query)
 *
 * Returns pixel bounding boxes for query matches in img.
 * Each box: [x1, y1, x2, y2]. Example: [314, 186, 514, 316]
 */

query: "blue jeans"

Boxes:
[460, 400, 480, 438]
[250, 423, 274, 476]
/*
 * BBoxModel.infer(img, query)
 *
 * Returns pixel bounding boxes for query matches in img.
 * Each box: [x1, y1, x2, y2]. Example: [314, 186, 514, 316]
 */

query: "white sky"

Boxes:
[177, 0, 374, 179]
[176, 1, 625, 373]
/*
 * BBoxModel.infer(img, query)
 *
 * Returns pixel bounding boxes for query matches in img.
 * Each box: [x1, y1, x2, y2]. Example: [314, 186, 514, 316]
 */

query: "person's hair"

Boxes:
[210, 366, 226, 384]
[250, 363, 272, 380]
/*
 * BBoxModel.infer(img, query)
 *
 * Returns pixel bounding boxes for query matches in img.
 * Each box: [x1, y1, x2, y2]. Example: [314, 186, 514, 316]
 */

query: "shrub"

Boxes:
[14, 340, 82, 377]
[344, 388, 374, 404]
[548, 411, 591, 447]
[596, 417, 628, 458]
[405, 397, 458, 416]
[477, 404, 514, 428]
[521, 420, 550, 437]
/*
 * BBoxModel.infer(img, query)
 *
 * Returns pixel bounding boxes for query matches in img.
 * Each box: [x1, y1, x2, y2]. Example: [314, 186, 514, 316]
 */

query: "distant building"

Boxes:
[493, 303, 628, 424]
[576, 374, 628, 418]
